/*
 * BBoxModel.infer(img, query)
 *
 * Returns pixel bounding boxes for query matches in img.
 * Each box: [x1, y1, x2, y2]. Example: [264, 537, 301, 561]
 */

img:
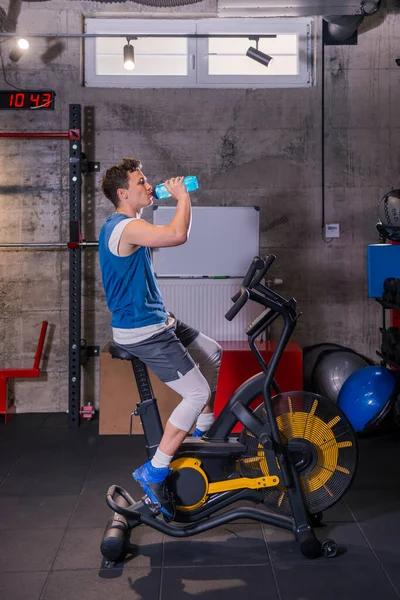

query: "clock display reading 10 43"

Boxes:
[0, 90, 55, 110]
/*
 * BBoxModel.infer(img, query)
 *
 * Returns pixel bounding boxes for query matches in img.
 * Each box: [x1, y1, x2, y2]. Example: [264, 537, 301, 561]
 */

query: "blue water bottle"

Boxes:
[154, 176, 199, 200]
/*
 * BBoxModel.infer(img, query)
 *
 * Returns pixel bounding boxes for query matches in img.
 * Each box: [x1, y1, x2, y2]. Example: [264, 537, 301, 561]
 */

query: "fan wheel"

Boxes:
[238, 391, 358, 516]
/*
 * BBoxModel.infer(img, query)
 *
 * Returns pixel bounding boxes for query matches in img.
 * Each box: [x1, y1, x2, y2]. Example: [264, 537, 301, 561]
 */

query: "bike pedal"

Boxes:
[142, 495, 162, 516]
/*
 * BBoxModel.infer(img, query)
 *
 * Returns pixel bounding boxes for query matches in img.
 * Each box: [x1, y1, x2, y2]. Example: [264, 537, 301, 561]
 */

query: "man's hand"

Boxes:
[164, 176, 188, 201]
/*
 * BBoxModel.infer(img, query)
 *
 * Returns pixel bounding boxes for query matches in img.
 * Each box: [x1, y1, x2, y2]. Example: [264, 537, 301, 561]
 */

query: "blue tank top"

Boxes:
[98, 214, 168, 329]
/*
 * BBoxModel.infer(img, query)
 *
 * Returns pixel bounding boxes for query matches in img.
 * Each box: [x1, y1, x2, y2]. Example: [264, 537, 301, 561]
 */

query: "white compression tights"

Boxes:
[165, 333, 222, 432]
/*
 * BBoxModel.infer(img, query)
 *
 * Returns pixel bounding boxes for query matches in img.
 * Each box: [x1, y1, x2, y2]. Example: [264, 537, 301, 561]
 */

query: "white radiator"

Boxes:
[157, 279, 263, 341]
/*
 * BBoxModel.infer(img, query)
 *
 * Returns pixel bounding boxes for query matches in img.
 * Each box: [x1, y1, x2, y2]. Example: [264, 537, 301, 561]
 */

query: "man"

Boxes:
[98, 157, 222, 519]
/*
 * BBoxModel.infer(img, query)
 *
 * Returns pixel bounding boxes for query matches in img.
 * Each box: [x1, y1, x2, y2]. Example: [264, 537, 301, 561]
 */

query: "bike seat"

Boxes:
[109, 342, 138, 361]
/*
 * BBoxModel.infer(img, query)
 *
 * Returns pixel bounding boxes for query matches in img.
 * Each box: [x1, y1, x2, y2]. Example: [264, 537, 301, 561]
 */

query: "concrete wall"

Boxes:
[0, 0, 398, 413]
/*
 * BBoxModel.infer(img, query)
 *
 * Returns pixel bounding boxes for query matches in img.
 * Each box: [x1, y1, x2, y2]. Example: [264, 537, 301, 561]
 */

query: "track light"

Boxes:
[123, 39, 135, 71]
[246, 36, 273, 68]
[9, 38, 29, 63]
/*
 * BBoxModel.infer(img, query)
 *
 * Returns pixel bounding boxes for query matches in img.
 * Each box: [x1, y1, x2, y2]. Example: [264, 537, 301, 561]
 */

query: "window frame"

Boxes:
[84, 17, 313, 89]
[196, 18, 311, 88]
[84, 19, 197, 88]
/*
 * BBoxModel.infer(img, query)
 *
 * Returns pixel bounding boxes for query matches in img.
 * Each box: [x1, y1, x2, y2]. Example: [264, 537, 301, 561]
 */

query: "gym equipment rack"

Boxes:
[0, 105, 99, 426]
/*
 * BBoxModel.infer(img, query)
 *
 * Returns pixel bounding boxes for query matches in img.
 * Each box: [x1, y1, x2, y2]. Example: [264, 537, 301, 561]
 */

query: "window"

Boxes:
[84, 18, 312, 89]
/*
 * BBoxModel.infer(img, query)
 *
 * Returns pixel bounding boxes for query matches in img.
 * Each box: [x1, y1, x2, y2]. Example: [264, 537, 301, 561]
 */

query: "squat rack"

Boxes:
[0, 105, 99, 426]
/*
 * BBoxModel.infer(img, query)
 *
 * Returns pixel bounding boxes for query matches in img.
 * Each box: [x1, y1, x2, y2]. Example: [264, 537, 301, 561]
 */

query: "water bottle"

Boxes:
[154, 176, 199, 200]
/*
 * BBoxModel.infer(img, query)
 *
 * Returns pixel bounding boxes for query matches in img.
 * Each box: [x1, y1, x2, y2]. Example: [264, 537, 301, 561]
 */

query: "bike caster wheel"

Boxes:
[321, 539, 338, 558]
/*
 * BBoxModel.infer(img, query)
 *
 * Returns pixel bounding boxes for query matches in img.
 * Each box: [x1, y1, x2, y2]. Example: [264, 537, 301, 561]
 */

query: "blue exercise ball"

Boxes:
[337, 366, 397, 433]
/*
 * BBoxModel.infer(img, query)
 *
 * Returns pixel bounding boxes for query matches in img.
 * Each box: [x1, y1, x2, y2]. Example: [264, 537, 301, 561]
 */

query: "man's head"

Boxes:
[100, 157, 153, 211]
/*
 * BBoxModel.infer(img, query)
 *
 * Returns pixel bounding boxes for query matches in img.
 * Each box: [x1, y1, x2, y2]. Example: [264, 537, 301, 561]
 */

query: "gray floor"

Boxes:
[0, 413, 399, 600]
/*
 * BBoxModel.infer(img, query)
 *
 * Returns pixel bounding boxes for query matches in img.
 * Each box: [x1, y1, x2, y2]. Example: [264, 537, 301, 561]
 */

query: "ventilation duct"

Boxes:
[323, 1, 380, 44]
[0, 6, 8, 32]
[323, 14, 364, 43]
[0, 0, 22, 32]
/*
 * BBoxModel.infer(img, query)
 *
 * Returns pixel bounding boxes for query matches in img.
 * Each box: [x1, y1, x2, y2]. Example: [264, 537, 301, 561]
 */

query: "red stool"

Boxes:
[214, 340, 303, 432]
[0, 321, 48, 423]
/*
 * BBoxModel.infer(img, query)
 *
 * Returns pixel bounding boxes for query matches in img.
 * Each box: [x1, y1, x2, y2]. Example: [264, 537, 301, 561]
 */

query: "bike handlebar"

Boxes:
[225, 254, 282, 321]
[232, 254, 276, 302]
[225, 288, 250, 321]
[242, 256, 265, 288]
[249, 254, 276, 288]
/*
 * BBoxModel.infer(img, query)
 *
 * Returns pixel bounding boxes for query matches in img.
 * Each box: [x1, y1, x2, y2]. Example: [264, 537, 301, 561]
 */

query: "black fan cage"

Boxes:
[238, 391, 358, 515]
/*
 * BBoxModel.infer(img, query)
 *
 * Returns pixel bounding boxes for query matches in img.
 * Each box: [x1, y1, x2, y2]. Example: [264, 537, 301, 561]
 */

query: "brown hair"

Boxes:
[100, 157, 142, 207]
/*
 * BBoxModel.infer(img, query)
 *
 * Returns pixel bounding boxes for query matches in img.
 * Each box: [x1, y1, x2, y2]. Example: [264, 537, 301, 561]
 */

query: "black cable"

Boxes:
[0, 36, 56, 95]
[0, 42, 25, 90]
[321, 33, 333, 244]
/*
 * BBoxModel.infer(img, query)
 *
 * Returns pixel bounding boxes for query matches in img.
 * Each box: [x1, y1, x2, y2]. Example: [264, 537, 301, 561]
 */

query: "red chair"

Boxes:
[0, 321, 48, 423]
[214, 340, 303, 433]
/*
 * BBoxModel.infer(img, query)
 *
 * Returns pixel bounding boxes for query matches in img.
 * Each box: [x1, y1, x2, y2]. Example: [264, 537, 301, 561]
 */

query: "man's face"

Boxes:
[119, 170, 153, 209]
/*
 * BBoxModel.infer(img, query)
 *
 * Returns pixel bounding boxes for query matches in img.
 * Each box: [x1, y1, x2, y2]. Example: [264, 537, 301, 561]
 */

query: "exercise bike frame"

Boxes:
[101, 256, 338, 563]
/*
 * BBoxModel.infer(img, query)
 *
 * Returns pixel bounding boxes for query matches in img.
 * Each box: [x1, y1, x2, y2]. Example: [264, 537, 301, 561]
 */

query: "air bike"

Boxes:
[101, 254, 358, 565]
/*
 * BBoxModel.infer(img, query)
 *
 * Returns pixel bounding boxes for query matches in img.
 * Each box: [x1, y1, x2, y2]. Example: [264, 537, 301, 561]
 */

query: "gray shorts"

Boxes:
[114, 318, 200, 383]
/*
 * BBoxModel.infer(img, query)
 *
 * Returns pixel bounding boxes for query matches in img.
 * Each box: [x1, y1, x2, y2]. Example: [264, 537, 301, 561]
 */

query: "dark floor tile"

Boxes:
[0, 570, 49, 600]
[42, 567, 161, 600]
[0, 472, 86, 496]
[40, 413, 96, 430]
[345, 489, 400, 522]
[322, 497, 355, 522]
[0, 495, 78, 529]
[274, 562, 398, 600]
[163, 524, 269, 567]
[54, 525, 163, 570]
[352, 434, 400, 490]
[70, 484, 144, 528]
[69, 491, 112, 528]
[352, 469, 400, 491]
[0, 462, 89, 496]
[95, 434, 148, 459]
[0, 528, 64, 572]
[19, 436, 97, 461]
[263, 521, 375, 565]
[372, 556, 400, 598]
[0, 453, 21, 480]
[82, 469, 141, 495]
[161, 565, 279, 600]
[344, 487, 400, 592]
[25, 443, 96, 461]
[89, 451, 141, 472]
[353, 509, 400, 595]
[0, 413, 47, 433]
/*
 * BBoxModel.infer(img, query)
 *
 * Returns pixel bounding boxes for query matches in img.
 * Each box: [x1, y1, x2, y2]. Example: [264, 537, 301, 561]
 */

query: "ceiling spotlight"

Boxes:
[123, 39, 135, 71]
[246, 36, 273, 68]
[9, 38, 29, 63]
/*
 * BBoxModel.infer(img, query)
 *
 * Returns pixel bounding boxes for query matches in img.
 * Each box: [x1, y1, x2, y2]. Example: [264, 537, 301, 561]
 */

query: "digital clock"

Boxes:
[0, 90, 55, 110]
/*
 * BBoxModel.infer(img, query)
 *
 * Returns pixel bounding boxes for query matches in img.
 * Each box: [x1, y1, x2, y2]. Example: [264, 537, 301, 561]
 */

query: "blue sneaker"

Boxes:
[133, 461, 175, 521]
[192, 428, 207, 438]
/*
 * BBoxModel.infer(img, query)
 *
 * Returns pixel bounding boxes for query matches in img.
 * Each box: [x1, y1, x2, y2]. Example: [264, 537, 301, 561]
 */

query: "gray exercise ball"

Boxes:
[303, 343, 346, 391]
[313, 351, 370, 403]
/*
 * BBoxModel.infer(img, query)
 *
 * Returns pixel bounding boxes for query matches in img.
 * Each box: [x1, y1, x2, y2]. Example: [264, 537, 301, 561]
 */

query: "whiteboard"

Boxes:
[152, 206, 260, 277]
